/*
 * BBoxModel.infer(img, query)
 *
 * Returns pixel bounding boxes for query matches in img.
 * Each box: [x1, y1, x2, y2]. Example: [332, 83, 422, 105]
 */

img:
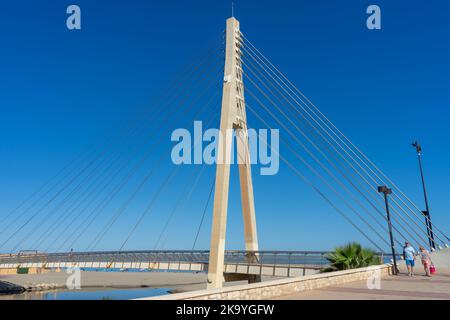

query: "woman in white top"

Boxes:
[419, 246, 432, 277]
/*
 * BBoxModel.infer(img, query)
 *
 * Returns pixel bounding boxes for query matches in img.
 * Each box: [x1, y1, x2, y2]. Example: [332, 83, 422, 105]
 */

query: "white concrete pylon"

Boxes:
[207, 17, 259, 289]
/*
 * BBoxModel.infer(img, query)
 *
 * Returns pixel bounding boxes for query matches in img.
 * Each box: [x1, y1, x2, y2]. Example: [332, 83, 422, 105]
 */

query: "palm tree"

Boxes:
[322, 242, 380, 272]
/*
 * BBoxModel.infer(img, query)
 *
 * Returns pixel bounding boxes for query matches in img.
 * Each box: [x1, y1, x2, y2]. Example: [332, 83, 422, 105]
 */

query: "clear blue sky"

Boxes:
[0, 0, 449, 253]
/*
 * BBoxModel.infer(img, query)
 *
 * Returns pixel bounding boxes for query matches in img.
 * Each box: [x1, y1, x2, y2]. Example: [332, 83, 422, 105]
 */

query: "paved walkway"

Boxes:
[273, 272, 450, 300]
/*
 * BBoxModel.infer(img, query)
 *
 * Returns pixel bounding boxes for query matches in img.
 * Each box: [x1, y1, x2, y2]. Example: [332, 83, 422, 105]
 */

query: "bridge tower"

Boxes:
[207, 17, 259, 288]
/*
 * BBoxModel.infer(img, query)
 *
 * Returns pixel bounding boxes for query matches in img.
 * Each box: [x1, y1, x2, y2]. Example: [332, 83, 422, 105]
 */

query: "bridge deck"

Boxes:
[0, 250, 395, 278]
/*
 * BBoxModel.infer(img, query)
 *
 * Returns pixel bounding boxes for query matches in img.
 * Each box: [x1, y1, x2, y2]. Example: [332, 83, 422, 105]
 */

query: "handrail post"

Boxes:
[273, 252, 277, 277]
[287, 252, 291, 277]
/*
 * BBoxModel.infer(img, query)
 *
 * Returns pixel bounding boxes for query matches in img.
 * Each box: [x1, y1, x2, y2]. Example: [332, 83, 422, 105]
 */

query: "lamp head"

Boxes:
[378, 185, 392, 194]
[412, 141, 422, 154]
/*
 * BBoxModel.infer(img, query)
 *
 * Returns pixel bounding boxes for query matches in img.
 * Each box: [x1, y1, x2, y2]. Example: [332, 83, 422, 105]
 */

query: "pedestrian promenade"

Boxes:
[273, 271, 450, 300]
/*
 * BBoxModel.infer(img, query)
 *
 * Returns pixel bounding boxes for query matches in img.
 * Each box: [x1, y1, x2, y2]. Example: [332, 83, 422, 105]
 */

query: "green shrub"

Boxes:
[322, 242, 380, 272]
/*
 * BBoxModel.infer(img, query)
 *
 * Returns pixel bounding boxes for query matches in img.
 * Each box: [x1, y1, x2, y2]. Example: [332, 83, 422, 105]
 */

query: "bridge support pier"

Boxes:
[207, 17, 259, 289]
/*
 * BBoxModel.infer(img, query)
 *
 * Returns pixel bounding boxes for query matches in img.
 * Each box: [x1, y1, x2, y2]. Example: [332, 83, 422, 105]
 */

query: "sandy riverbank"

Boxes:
[1, 271, 280, 295]
[0, 271, 208, 292]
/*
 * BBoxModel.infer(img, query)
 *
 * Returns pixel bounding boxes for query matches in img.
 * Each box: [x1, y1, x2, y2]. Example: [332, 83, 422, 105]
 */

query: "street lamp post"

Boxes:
[378, 185, 398, 275]
[411, 141, 436, 250]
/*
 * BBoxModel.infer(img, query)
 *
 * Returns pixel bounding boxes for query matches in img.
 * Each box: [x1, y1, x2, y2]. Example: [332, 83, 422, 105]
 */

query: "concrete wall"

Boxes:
[430, 247, 450, 272]
[0, 267, 52, 275]
[140, 264, 392, 300]
[0, 268, 18, 275]
[394, 247, 450, 274]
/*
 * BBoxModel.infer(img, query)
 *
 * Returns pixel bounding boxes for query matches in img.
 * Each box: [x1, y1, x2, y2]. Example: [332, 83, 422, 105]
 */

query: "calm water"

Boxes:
[0, 287, 170, 300]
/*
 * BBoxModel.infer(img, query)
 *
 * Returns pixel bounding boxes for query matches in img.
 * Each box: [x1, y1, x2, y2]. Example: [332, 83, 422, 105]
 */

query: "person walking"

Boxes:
[419, 246, 432, 277]
[403, 241, 416, 276]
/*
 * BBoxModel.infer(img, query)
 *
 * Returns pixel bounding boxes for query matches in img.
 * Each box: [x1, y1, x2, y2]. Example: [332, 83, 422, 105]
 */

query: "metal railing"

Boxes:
[0, 250, 328, 266]
[0, 250, 398, 276]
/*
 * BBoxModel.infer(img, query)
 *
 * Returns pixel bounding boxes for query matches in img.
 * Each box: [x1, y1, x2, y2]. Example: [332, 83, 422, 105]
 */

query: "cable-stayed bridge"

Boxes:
[0, 250, 331, 279]
[0, 17, 448, 288]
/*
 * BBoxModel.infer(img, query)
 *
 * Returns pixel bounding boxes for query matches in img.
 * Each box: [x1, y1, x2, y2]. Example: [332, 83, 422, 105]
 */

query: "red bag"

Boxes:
[430, 265, 436, 274]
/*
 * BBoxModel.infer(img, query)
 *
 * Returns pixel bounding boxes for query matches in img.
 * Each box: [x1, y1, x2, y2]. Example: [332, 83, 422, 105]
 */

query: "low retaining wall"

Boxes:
[0, 267, 51, 275]
[140, 264, 392, 300]
[430, 247, 450, 272]
[0, 261, 320, 277]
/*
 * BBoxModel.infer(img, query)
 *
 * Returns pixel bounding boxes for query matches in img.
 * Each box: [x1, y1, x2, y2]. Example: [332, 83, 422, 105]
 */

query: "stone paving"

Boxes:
[273, 272, 450, 300]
